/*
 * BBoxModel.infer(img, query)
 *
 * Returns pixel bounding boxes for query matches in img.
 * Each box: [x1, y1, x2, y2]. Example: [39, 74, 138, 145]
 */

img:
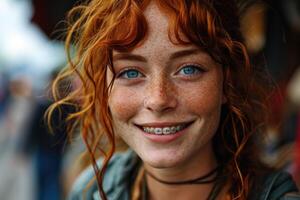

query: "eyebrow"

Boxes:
[113, 53, 147, 62]
[113, 47, 201, 62]
[169, 48, 201, 60]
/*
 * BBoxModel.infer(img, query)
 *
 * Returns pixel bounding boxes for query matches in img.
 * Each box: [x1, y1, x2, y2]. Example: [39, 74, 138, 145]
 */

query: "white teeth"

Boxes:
[142, 125, 186, 135]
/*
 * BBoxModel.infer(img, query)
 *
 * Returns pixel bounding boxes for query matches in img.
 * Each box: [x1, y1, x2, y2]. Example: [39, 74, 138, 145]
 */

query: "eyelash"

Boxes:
[177, 64, 205, 76]
[117, 67, 144, 79]
[116, 64, 205, 79]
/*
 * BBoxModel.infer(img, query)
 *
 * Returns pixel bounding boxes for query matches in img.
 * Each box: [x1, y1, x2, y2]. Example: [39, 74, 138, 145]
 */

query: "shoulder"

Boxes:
[68, 150, 139, 200]
[257, 171, 299, 200]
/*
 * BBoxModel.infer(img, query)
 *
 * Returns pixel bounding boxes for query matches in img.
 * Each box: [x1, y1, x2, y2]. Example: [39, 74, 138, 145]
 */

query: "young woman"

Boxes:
[48, 0, 299, 199]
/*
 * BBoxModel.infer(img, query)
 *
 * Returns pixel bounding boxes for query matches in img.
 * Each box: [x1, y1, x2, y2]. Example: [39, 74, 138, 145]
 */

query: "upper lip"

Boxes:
[135, 120, 194, 128]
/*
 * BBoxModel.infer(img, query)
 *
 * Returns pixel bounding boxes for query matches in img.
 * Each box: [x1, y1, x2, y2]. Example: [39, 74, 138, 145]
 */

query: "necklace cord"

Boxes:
[141, 166, 227, 200]
[145, 165, 221, 185]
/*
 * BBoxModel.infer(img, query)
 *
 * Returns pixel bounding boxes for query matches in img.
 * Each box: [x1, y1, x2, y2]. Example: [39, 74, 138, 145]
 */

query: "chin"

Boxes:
[140, 150, 186, 169]
[145, 159, 180, 169]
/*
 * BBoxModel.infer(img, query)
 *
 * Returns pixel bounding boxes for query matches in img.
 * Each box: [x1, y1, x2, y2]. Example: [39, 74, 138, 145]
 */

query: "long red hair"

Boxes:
[47, 0, 270, 199]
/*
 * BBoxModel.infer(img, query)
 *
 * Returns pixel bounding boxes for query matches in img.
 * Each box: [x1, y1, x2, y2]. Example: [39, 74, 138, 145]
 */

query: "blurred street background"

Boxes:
[0, 0, 299, 200]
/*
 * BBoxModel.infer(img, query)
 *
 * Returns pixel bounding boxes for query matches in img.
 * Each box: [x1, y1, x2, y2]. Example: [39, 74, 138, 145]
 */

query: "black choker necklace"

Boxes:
[145, 165, 221, 185]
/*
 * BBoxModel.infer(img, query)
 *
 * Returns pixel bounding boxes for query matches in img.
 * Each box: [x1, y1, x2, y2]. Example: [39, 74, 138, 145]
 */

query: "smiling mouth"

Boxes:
[135, 121, 194, 135]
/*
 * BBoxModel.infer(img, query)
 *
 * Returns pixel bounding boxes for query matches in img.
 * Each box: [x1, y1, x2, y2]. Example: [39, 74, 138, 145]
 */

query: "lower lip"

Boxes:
[139, 124, 193, 144]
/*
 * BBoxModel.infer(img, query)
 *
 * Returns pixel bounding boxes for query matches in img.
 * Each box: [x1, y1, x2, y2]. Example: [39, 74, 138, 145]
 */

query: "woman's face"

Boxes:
[108, 2, 225, 170]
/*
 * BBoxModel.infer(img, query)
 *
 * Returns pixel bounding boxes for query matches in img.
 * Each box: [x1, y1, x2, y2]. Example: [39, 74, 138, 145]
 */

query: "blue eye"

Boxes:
[178, 65, 203, 75]
[118, 69, 143, 79]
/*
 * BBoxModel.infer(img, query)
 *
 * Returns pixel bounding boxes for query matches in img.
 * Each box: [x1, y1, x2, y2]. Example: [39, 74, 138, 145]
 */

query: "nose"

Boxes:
[143, 76, 177, 113]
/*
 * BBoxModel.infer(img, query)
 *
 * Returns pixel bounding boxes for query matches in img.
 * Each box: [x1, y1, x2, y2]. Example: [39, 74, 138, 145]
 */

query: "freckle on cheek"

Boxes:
[184, 91, 213, 112]
[111, 93, 138, 119]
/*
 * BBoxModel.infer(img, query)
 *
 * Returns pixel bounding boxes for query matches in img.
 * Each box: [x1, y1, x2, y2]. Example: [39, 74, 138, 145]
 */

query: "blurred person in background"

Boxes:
[21, 68, 73, 200]
[0, 74, 35, 200]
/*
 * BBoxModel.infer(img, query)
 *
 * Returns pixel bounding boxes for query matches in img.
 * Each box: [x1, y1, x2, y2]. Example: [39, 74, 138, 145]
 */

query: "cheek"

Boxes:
[109, 87, 142, 121]
[181, 82, 223, 115]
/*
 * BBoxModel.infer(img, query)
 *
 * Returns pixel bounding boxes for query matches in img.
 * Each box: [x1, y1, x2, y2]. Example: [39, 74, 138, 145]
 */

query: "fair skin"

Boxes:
[108, 2, 225, 200]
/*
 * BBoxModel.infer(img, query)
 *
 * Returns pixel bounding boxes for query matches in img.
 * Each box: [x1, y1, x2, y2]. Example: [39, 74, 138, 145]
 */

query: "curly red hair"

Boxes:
[47, 0, 270, 199]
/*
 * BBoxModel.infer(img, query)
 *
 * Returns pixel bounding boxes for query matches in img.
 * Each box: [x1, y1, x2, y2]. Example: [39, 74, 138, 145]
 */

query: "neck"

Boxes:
[144, 143, 218, 200]
[146, 178, 215, 200]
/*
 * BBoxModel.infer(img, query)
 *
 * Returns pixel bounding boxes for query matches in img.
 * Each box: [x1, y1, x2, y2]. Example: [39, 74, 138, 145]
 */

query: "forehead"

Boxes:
[144, 1, 169, 31]
[113, 1, 191, 57]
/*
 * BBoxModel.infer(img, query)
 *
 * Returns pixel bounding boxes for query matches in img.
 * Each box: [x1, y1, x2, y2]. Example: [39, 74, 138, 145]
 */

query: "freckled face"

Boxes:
[108, 3, 224, 170]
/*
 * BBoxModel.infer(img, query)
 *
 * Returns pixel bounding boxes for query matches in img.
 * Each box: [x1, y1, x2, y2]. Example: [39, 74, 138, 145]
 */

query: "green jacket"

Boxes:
[68, 150, 299, 200]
